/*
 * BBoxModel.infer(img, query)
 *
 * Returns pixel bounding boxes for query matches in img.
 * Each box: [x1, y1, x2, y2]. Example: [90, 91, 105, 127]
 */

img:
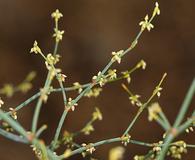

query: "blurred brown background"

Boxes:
[0, 0, 195, 159]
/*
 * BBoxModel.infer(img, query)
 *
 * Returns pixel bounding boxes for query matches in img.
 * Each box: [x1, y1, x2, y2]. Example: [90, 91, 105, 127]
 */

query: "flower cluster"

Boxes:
[111, 50, 124, 64]
[92, 71, 106, 87]
[73, 82, 83, 93]
[136, 60, 146, 70]
[67, 98, 78, 111]
[30, 41, 42, 54]
[121, 134, 131, 146]
[129, 94, 142, 107]
[53, 29, 65, 42]
[82, 143, 96, 154]
[107, 69, 117, 80]
[167, 141, 187, 159]
[84, 88, 102, 98]
[148, 103, 162, 121]
[122, 71, 131, 84]
[92, 107, 103, 121]
[81, 124, 94, 135]
[51, 9, 63, 22]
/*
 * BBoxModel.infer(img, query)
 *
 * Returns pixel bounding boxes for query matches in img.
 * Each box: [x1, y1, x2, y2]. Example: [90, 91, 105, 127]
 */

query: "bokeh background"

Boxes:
[0, 0, 194, 159]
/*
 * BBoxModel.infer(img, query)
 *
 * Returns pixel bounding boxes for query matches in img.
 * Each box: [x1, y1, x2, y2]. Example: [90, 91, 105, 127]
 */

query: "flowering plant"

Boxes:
[0, 2, 194, 160]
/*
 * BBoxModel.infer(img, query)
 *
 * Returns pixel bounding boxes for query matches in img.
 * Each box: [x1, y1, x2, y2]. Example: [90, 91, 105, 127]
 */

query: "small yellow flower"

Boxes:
[92, 107, 103, 121]
[108, 69, 117, 80]
[139, 15, 154, 31]
[148, 103, 162, 121]
[111, 50, 124, 64]
[81, 124, 94, 135]
[82, 143, 96, 154]
[121, 71, 131, 84]
[129, 95, 141, 106]
[153, 2, 160, 17]
[51, 9, 63, 22]
[136, 60, 146, 70]
[30, 41, 42, 54]
[53, 29, 64, 42]
[73, 82, 83, 93]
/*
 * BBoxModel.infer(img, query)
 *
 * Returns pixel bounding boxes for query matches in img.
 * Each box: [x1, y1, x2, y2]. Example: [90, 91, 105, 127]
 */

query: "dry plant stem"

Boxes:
[157, 79, 195, 160]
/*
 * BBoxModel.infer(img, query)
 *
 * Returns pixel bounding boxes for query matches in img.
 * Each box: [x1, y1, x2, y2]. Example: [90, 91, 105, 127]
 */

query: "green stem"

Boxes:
[0, 128, 28, 144]
[173, 79, 195, 128]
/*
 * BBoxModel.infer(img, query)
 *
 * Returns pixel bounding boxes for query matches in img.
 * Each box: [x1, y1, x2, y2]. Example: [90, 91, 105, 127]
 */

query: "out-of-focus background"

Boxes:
[0, 0, 194, 159]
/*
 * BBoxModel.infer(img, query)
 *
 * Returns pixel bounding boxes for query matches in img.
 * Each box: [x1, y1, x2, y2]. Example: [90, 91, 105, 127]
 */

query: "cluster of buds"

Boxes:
[121, 71, 131, 84]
